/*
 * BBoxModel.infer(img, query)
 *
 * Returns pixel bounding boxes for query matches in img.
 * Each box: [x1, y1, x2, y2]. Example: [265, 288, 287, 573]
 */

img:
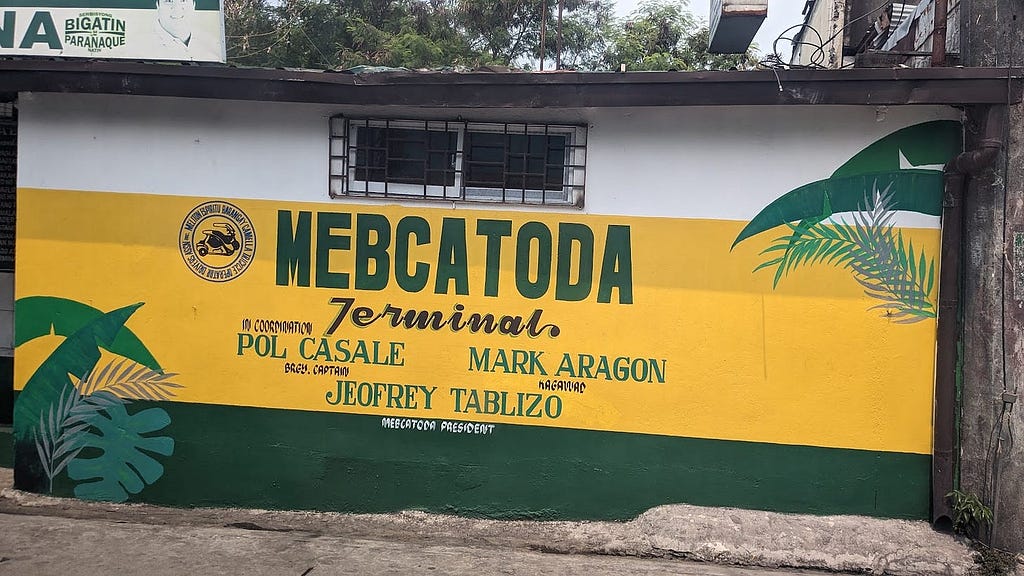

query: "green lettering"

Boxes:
[555, 353, 575, 377]
[434, 218, 469, 295]
[387, 384, 404, 408]
[333, 339, 352, 363]
[315, 212, 351, 289]
[0, 12, 14, 49]
[19, 11, 60, 49]
[651, 359, 666, 383]
[491, 349, 509, 372]
[578, 354, 595, 379]
[483, 390, 500, 414]
[352, 340, 370, 363]
[342, 381, 356, 405]
[464, 388, 481, 412]
[395, 216, 430, 292]
[555, 223, 594, 302]
[597, 225, 633, 304]
[420, 386, 436, 409]
[468, 346, 490, 371]
[511, 350, 528, 373]
[450, 387, 467, 412]
[355, 213, 390, 290]
[236, 333, 254, 355]
[515, 222, 552, 299]
[476, 219, 512, 297]
[276, 210, 311, 286]
[313, 339, 332, 362]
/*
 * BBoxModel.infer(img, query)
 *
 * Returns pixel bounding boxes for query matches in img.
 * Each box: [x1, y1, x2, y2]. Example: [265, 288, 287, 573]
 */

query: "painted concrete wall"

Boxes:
[16, 93, 953, 225]
[12, 91, 961, 519]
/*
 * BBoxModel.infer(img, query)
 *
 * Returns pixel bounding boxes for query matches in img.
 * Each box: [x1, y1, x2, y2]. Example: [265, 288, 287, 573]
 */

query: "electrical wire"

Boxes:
[756, 23, 829, 70]
[758, 1, 914, 71]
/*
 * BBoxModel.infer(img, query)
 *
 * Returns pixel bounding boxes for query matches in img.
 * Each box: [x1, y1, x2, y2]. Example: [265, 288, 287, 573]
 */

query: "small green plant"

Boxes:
[946, 489, 993, 538]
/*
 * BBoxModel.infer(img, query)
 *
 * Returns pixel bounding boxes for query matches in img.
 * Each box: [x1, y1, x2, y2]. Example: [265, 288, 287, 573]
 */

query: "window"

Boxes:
[330, 118, 586, 206]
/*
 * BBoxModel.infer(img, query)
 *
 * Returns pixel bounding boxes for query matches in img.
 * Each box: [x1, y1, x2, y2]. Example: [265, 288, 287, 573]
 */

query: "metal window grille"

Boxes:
[330, 117, 586, 207]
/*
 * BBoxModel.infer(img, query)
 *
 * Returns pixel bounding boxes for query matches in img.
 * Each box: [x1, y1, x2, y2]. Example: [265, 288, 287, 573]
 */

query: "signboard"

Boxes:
[0, 0, 225, 62]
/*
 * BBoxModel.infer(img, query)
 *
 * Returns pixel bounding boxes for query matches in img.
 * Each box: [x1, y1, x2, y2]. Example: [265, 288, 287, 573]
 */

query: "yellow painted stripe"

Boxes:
[14, 188, 937, 454]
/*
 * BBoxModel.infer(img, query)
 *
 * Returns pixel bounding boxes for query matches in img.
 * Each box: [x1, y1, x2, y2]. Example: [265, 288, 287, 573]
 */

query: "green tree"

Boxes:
[602, 0, 756, 71]
[225, 0, 483, 69]
[455, 0, 545, 65]
[222, 0, 754, 71]
[541, 0, 615, 70]
[453, 0, 615, 69]
[223, 0, 279, 67]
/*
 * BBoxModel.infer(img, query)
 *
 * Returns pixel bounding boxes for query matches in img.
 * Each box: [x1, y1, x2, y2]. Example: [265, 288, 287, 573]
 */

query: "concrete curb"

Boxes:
[0, 469, 1001, 575]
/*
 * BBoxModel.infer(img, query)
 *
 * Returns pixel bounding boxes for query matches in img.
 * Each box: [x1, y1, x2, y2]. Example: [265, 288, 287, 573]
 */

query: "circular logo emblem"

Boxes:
[179, 201, 256, 282]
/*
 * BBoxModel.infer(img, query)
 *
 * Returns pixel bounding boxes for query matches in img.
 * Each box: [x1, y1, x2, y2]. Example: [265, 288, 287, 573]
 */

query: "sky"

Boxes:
[614, 0, 807, 60]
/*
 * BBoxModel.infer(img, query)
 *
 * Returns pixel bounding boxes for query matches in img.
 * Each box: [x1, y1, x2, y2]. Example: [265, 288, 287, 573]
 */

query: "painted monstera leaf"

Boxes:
[66, 402, 174, 502]
[13, 298, 171, 494]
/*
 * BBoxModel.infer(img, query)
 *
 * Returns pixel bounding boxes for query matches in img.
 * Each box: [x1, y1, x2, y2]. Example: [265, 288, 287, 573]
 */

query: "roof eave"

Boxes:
[1, 60, 1020, 107]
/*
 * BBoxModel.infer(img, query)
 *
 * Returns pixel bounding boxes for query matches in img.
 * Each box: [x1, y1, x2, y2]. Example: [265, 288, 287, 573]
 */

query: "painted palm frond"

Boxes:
[79, 358, 182, 401]
[33, 358, 182, 493]
[755, 182, 937, 323]
[34, 381, 92, 492]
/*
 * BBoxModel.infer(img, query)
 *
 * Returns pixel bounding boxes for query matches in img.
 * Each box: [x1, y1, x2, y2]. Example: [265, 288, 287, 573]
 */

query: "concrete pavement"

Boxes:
[0, 468, 1011, 575]
[0, 512, 830, 576]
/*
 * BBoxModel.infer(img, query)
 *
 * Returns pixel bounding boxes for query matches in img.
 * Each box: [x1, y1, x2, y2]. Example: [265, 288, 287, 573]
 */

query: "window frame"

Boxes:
[329, 116, 587, 207]
[331, 118, 464, 200]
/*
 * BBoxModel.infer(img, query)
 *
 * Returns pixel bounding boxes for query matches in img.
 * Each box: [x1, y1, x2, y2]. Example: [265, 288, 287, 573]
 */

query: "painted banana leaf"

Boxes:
[15, 296, 160, 370]
[831, 120, 961, 178]
[733, 120, 961, 249]
[14, 298, 179, 498]
[13, 303, 143, 444]
[732, 170, 943, 248]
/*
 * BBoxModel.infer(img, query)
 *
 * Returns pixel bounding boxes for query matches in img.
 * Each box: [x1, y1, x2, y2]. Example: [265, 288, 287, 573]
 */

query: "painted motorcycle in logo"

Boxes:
[195, 223, 240, 257]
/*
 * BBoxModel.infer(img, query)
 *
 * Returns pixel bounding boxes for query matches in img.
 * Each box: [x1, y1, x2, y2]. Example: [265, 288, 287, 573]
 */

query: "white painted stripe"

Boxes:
[16, 92, 957, 228]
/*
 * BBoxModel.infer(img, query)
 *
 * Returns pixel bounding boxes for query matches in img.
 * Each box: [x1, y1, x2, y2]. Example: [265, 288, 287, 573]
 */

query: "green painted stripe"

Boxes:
[18, 400, 930, 520]
[0, 1, 220, 11]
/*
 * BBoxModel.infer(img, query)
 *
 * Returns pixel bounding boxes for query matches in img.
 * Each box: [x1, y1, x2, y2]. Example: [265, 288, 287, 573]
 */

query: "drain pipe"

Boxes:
[933, 105, 1005, 528]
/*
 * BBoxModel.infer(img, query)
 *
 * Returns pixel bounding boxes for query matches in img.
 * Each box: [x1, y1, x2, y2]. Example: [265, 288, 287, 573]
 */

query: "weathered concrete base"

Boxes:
[0, 470, 1012, 575]
[634, 505, 975, 574]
